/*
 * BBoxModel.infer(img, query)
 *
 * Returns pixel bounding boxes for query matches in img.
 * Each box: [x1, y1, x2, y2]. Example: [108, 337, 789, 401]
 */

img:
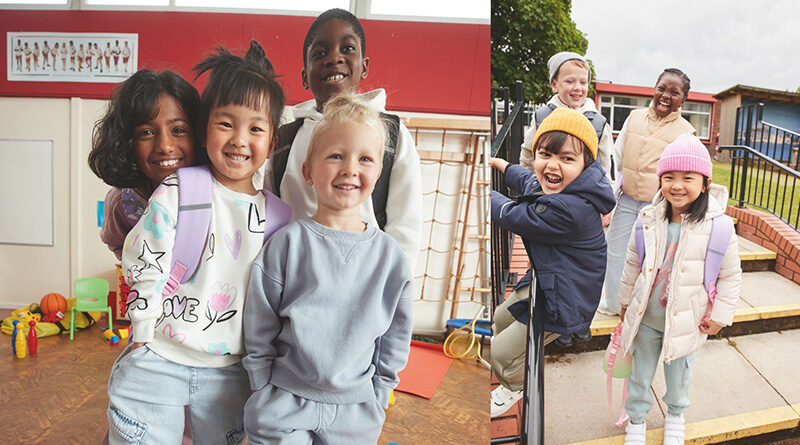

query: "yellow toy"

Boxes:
[11, 307, 41, 324]
[15, 321, 27, 359]
[118, 327, 129, 340]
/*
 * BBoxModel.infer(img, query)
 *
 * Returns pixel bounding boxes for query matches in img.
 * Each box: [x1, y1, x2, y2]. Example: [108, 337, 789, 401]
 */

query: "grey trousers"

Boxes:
[244, 384, 386, 444]
[491, 285, 561, 391]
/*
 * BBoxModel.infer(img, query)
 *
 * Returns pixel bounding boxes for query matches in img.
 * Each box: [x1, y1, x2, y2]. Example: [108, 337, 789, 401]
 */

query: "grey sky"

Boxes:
[571, 0, 800, 95]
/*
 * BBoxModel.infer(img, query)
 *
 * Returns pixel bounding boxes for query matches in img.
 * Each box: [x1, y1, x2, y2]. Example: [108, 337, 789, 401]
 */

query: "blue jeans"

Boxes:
[625, 324, 694, 424]
[599, 193, 650, 314]
[107, 344, 249, 445]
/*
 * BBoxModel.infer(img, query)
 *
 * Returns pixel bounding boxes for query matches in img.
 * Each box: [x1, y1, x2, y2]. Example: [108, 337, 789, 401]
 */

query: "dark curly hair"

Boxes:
[88, 70, 200, 188]
[302, 8, 366, 68]
[193, 40, 285, 160]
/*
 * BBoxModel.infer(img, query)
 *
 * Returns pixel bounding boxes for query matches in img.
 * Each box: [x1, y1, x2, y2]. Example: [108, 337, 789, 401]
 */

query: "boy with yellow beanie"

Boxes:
[489, 108, 616, 417]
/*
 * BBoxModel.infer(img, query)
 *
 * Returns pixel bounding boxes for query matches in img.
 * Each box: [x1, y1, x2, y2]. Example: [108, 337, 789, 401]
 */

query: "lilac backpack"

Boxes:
[633, 212, 734, 321]
[161, 165, 292, 298]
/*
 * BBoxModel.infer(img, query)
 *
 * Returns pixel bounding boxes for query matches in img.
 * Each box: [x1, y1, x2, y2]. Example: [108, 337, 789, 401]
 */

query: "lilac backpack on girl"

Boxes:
[161, 165, 292, 298]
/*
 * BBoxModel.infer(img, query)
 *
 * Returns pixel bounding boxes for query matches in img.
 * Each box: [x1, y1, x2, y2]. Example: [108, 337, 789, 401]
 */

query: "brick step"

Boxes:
[491, 329, 800, 444]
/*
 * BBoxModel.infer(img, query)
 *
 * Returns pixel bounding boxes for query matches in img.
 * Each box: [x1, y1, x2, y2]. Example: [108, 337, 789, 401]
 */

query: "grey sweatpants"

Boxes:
[491, 285, 561, 391]
[244, 384, 386, 444]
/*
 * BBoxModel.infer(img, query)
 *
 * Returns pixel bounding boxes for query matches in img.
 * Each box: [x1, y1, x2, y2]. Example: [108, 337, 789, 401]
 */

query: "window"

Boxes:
[174, 0, 346, 11]
[369, 0, 489, 22]
[598, 95, 649, 133]
[599, 94, 712, 140]
[680, 102, 712, 139]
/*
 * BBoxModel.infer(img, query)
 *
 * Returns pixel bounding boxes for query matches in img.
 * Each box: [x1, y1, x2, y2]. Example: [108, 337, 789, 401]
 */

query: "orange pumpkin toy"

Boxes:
[40, 293, 67, 322]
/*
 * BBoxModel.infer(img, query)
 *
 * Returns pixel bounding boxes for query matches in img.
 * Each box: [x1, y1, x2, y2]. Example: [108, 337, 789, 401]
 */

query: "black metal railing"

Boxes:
[490, 81, 545, 445]
[719, 145, 800, 231]
[724, 103, 800, 231]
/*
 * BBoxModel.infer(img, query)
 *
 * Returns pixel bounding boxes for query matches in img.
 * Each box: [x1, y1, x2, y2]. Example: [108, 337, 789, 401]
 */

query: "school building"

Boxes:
[713, 84, 800, 161]
[593, 81, 717, 151]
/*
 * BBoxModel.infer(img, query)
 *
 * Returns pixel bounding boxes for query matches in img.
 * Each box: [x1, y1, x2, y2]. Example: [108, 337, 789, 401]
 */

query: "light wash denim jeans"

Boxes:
[599, 193, 650, 314]
[625, 324, 695, 424]
[107, 344, 249, 445]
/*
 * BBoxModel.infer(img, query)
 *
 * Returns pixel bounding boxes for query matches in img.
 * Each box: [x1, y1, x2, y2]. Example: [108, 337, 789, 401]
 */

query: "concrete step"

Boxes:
[548, 269, 800, 355]
[491, 329, 800, 444]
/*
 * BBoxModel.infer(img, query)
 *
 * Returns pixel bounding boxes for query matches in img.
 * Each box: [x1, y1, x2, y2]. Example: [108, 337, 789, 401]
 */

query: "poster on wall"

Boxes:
[7, 32, 138, 83]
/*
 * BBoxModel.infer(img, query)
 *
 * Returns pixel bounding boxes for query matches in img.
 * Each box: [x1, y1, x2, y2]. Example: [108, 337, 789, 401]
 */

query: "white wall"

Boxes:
[0, 97, 118, 308]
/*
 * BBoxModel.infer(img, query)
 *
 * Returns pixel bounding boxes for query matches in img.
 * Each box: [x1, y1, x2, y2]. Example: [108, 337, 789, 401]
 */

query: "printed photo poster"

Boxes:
[7, 32, 138, 83]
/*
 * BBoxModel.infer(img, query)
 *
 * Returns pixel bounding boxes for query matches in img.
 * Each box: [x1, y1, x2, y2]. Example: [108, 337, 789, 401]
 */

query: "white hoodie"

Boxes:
[263, 89, 422, 271]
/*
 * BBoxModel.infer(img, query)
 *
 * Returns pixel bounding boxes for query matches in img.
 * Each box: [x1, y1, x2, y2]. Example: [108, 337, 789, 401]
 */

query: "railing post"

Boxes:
[507, 81, 524, 166]
[738, 149, 749, 208]
[520, 276, 545, 444]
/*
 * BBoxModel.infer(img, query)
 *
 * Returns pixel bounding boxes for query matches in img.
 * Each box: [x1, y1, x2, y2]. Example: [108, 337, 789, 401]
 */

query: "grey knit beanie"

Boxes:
[547, 51, 590, 82]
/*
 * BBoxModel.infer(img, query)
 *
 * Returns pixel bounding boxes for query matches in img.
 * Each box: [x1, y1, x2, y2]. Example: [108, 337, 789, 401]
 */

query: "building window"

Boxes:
[599, 94, 712, 140]
[680, 102, 712, 139]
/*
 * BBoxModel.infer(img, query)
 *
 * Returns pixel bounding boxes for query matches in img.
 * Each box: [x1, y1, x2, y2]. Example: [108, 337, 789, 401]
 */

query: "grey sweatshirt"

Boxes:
[243, 217, 413, 408]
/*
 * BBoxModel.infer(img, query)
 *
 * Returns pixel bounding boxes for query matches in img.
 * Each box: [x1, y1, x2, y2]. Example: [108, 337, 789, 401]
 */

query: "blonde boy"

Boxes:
[521, 52, 613, 188]
[243, 96, 413, 444]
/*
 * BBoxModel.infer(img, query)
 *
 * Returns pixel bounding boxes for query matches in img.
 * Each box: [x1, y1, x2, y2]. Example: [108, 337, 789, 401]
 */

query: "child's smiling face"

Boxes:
[652, 72, 686, 117]
[204, 103, 272, 194]
[302, 121, 382, 216]
[660, 171, 708, 217]
[133, 94, 196, 187]
[302, 18, 369, 111]
[551, 62, 589, 109]
[533, 135, 587, 194]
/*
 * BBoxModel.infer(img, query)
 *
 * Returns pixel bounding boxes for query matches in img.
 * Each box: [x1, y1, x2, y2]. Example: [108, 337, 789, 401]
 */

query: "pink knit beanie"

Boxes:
[657, 133, 712, 178]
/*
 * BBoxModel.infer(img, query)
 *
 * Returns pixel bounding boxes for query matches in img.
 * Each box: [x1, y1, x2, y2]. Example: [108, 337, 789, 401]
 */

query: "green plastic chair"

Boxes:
[70, 277, 112, 340]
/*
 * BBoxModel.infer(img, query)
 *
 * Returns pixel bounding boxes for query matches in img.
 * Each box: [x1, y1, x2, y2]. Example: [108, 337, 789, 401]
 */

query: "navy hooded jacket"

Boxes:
[491, 161, 616, 335]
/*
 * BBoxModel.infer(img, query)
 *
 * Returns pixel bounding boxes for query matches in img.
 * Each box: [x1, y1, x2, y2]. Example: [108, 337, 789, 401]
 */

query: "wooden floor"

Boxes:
[1, 309, 489, 444]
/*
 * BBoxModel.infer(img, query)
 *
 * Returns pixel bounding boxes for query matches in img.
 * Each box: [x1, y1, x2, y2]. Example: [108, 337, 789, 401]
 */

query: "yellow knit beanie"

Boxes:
[531, 108, 598, 159]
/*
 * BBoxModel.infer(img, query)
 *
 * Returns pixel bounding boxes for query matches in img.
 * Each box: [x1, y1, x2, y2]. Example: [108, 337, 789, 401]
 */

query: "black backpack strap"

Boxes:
[372, 113, 399, 230]
[272, 118, 305, 198]
[583, 110, 607, 142]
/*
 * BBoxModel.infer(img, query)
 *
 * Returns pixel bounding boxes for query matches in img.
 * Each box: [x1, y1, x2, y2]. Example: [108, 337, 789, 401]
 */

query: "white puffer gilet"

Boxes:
[618, 183, 742, 363]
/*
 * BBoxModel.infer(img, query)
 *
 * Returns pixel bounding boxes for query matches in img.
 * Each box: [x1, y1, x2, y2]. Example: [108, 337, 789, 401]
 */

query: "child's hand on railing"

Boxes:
[489, 157, 509, 173]
[699, 319, 724, 335]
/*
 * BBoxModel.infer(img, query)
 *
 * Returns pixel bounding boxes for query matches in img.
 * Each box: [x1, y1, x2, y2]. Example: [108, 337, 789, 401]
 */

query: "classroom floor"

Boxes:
[1, 309, 489, 444]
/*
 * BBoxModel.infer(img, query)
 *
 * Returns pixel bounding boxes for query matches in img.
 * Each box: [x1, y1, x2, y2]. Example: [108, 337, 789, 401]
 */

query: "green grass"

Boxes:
[712, 160, 800, 228]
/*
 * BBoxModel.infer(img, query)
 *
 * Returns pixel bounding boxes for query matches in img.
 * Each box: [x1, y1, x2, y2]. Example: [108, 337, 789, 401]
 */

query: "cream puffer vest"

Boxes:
[618, 184, 742, 363]
[620, 104, 696, 202]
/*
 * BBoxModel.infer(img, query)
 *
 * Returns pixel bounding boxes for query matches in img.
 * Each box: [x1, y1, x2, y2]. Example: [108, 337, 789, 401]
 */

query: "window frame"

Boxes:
[2, 0, 489, 22]
[598, 93, 713, 141]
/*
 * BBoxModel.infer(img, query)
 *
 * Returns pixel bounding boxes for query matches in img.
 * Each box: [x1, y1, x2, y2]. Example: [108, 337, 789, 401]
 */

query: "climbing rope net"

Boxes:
[405, 118, 491, 333]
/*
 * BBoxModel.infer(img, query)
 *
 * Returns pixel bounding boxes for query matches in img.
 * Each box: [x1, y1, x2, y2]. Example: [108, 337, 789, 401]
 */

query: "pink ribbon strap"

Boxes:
[606, 321, 630, 427]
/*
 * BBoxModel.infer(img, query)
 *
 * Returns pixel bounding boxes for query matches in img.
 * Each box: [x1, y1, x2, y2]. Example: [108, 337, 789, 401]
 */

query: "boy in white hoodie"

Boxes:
[266, 8, 422, 271]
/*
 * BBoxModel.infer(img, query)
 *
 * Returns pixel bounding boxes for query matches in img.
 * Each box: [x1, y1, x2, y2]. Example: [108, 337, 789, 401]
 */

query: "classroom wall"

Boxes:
[0, 10, 489, 116]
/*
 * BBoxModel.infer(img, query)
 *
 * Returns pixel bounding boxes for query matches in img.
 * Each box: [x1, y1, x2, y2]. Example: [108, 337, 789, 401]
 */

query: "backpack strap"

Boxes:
[583, 110, 607, 142]
[272, 118, 305, 198]
[634, 214, 645, 273]
[262, 190, 292, 242]
[163, 166, 213, 298]
[702, 214, 734, 321]
[372, 112, 400, 230]
[533, 103, 558, 130]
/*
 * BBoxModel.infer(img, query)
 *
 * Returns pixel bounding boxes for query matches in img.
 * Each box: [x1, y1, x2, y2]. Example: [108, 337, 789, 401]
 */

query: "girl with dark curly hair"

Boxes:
[89, 69, 200, 259]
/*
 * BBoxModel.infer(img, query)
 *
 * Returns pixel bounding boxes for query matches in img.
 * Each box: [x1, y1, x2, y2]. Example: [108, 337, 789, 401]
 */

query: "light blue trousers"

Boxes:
[625, 324, 695, 424]
[244, 384, 386, 444]
[599, 193, 651, 314]
[107, 344, 249, 445]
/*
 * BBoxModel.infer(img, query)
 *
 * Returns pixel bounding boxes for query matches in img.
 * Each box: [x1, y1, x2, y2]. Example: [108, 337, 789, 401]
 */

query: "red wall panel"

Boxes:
[1, 10, 489, 115]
